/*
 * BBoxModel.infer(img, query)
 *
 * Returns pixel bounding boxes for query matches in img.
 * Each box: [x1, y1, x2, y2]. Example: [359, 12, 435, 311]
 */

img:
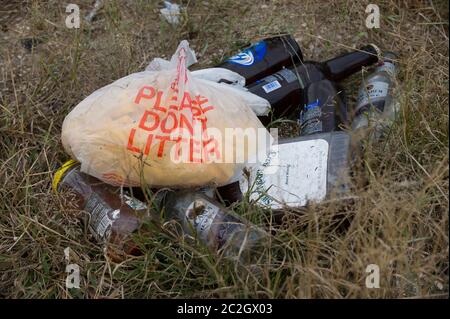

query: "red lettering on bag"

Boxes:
[195, 95, 214, 114]
[129, 69, 223, 163]
[155, 135, 176, 158]
[153, 90, 167, 112]
[191, 106, 202, 117]
[127, 128, 141, 153]
[193, 117, 209, 141]
[179, 113, 194, 135]
[144, 133, 154, 156]
[180, 92, 194, 111]
[167, 91, 178, 111]
[201, 105, 214, 113]
[134, 86, 155, 105]
[203, 138, 221, 162]
[195, 117, 208, 131]
[160, 111, 178, 134]
[190, 138, 203, 163]
[139, 110, 160, 131]
[172, 137, 187, 162]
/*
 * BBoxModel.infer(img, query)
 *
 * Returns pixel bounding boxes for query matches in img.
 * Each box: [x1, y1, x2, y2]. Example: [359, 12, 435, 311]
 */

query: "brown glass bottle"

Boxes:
[218, 35, 303, 85]
[53, 160, 152, 260]
[246, 45, 380, 130]
[53, 161, 266, 262]
[163, 190, 267, 261]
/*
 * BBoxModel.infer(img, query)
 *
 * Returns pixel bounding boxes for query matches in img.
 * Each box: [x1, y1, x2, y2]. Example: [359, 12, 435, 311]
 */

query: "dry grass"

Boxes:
[0, 0, 448, 298]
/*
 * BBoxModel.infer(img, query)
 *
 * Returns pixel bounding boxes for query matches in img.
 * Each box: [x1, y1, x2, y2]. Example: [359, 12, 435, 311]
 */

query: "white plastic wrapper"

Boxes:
[191, 68, 245, 87]
[61, 40, 272, 187]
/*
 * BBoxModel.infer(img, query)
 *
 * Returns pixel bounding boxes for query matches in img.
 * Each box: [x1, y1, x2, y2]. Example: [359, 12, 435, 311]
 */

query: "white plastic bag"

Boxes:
[147, 61, 271, 116]
[61, 40, 272, 187]
[160, 1, 181, 25]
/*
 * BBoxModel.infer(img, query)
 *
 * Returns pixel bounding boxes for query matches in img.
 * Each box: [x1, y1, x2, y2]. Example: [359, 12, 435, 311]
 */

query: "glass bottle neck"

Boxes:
[323, 45, 379, 81]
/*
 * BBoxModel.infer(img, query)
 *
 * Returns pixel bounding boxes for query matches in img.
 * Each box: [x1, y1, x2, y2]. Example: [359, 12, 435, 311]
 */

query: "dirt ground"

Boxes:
[0, 0, 448, 298]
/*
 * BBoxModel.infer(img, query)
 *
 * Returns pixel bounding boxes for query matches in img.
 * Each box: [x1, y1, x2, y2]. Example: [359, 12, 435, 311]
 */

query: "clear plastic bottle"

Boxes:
[352, 51, 399, 139]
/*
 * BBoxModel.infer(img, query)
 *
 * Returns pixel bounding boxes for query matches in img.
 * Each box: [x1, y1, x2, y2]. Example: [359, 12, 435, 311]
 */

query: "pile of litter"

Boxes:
[54, 18, 398, 263]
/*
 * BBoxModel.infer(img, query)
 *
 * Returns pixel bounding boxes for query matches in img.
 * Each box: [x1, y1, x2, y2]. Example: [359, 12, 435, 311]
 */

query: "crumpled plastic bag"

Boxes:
[61, 40, 272, 187]
[160, 1, 181, 25]
[146, 59, 270, 116]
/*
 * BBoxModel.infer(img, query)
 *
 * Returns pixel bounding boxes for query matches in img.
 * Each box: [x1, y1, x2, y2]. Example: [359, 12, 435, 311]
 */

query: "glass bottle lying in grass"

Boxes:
[53, 160, 267, 261]
[163, 190, 267, 261]
[352, 51, 399, 139]
[53, 160, 151, 260]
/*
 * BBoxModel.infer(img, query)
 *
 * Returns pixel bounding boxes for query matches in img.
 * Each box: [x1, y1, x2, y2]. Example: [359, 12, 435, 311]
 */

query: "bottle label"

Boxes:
[299, 99, 323, 135]
[239, 139, 329, 209]
[356, 81, 389, 109]
[377, 61, 396, 76]
[123, 194, 147, 210]
[185, 199, 219, 242]
[226, 41, 267, 66]
[259, 68, 297, 85]
[262, 80, 281, 93]
[216, 214, 241, 250]
[277, 68, 297, 83]
[85, 192, 120, 241]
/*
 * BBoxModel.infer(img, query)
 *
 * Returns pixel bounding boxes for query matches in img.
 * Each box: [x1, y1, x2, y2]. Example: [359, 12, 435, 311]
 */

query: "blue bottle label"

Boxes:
[226, 40, 267, 66]
[300, 99, 323, 135]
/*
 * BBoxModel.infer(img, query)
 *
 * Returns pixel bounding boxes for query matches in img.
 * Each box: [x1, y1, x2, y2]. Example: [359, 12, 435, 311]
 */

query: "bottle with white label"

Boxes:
[352, 52, 398, 138]
[218, 131, 352, 210]
[163, 190, 267, 261]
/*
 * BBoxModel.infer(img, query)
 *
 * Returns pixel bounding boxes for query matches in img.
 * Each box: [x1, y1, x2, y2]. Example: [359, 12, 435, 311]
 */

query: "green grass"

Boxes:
[0, 0, 448, 298]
